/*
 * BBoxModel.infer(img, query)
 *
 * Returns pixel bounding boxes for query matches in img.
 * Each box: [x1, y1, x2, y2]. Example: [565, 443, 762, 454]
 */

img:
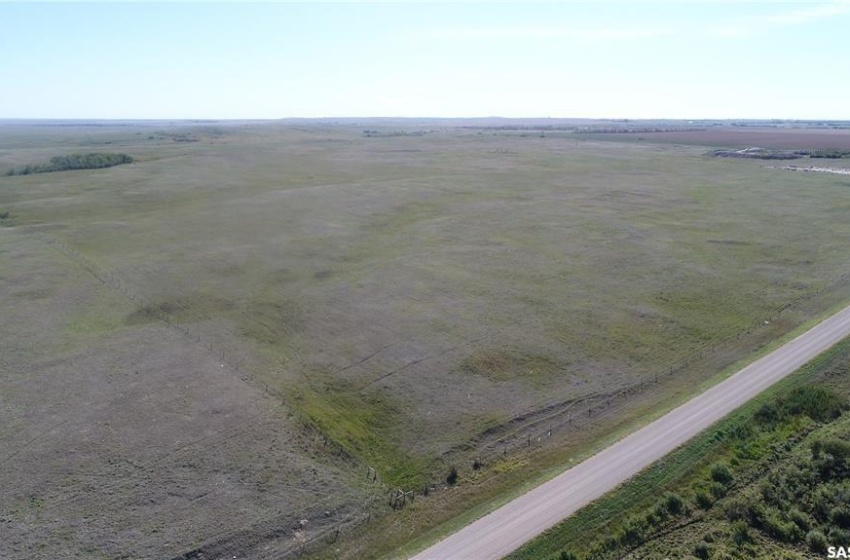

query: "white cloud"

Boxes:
[766, 3, 850, 25]
[709, 2, 850, 37]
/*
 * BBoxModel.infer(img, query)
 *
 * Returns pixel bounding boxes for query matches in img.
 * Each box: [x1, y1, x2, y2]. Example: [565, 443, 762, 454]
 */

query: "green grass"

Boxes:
[295, 381, 430, 489]
[5, 122, 850, 558]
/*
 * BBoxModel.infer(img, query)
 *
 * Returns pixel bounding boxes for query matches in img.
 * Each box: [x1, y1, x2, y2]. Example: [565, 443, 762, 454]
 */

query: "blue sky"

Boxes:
[1, 1, 848, 120]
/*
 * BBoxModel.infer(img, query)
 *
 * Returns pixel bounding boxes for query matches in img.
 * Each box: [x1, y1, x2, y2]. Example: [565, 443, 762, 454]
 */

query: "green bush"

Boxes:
[618, 516, 647, 547]
[807, 529, 828, 553]
[828, 527, 850, 543]
[782, 386, 845, 422]
[831, 505, 850, 529]
[760, 508, 802, 542]
[694, 541, 711, 559]
[789, 508, 811, 532]
[709, 481, 728, 499]
[663, 492, 686, 516]
[695, 489, 715, 510]
[813, 439, 850, 479]
[710, 463, 734, 486]
[446, 465, 458, 485]
[723, 496, 749, 521]
[755, 402, 781, 426]
[732, 520, 752, 546]
[601, 535, 618, 551]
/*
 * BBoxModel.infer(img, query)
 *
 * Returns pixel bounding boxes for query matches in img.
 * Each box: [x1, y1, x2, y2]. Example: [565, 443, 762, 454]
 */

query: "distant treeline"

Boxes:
[575, 127, 708, 134]
[461, 125, 578, 131]
[5, 153, 133, 176]
[362, 129, 434, 137]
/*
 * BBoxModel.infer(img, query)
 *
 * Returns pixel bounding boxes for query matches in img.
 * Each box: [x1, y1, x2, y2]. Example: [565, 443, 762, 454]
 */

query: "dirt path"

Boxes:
[409, 303, 850, 560]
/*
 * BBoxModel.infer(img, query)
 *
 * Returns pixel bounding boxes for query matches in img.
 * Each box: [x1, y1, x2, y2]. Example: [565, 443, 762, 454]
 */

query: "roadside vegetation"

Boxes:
[711, 147, 850, 160]
[4, 152, 133, 175]
[509, 338, 850, 560]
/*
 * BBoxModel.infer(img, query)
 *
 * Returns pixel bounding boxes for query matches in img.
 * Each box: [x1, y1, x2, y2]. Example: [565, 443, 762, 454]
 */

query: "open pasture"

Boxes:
[3, 121, 850, 558]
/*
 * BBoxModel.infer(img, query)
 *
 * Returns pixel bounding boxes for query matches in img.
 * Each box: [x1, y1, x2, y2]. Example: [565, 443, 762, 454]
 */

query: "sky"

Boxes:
[1, 1, 848, 120]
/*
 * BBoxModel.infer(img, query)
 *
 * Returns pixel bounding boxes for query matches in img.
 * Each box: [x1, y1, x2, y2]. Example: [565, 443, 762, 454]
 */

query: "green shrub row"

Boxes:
[5, 153, 133, 176]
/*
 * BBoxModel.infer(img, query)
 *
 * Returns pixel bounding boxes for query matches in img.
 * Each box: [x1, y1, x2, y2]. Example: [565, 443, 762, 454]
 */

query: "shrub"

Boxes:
[828, 527, 850, 543]
[652, 501, 670, 522]
[816, 439, 850, 460]
[789, 508, 811, 532]
[732, 520, 752, 546]
[782, 386, 844, 422]
[723, 496, 749, 521]
[813, 487, 834, 520]
[695, 489, 715, 510]
[814, 439, 850, 480]
[755, 402, 781, 425]
[807, 529, 828, 553]
[747, 502, 767, 528]
[710, 463, 734, 486]
[694, 541, 711, 559]
[727, 422, 754, 441]
[709, 481, 728, 499]
[832, 505, 850, 529]
[663, 492, 685, 516]
[761, 508, 802, 542]
[618, 516, 646, 547]
[446, 465, 458, 485]
[601, 534, 618, 551]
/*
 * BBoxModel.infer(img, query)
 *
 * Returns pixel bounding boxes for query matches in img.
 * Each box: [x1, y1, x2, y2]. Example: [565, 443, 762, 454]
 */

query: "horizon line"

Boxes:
[2, 116, 850, 123]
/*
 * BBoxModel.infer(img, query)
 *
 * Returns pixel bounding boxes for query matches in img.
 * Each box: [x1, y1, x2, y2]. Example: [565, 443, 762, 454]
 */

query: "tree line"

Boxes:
[5, 153, 133, 176]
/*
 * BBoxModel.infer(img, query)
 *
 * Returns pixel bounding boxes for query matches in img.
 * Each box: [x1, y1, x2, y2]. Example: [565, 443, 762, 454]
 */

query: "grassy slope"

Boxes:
[3, 122, 850, 557]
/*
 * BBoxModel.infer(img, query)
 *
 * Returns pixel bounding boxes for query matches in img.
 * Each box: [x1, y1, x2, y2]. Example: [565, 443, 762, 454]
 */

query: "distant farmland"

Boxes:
[2, 120, 850, 559]
[581, 126, 850, 150]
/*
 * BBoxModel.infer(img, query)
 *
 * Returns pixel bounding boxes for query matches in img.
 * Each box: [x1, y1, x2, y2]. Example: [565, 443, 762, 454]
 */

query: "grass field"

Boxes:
[2, 120, 850, 558]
